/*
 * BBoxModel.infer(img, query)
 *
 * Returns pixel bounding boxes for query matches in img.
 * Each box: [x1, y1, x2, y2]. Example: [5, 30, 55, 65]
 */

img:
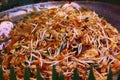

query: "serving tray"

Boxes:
[0, 1, 120, 31]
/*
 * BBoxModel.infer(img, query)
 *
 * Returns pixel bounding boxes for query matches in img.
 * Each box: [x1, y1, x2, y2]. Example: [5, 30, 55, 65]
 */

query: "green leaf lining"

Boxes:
[0, 66, 4, 80]
[52, 65, 59, 80]
[10, 66, 17, 80]
[24, 67, 30, 80]
[59, 72, 64, 80]
[87, 65, 96, 80]
[37, 68, 43, 80]
[117, 70, 120, 80]
[107, 67, 113, 80]
[72, 68, 82, 80]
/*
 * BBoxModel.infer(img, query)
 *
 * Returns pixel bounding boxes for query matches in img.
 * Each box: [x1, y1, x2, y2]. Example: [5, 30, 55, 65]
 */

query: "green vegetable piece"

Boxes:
[52, 65, 58, 80]
[107, 67, 113, 80]
[15, 46, 21, 51]
[117, 71, 120, 80]
[59, 72, 64, 80]
[10, 66, 17, 80]
[24, 13, 33, 19]
[94, 64, 99, 69]
[60, 44, 64, 54]
[0, 66, 4, 80]
[46, 50, 50, 55]
[24, 67, 30, 80]
[72, 68, 82, 80]
[73, 47, 78, 55]
[59, 42, 66, 54]
[37, 68, 43, 80]
[24, 16, 30, 19]
[87, 65, 96, 80]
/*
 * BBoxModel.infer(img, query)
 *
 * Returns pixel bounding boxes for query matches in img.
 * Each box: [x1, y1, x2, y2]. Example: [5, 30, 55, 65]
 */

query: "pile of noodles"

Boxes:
[0, 2, 120, 80]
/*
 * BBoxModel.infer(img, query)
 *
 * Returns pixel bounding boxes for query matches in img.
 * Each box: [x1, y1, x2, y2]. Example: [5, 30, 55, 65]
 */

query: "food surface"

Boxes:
[0, 2, 120, 80]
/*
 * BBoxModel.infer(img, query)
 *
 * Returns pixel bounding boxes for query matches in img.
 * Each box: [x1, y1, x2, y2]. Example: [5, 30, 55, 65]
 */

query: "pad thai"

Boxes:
[0, 2, 120, 80]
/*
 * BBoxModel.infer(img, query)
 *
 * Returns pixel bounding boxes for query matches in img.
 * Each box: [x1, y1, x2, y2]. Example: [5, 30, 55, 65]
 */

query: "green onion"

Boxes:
[94, 63, 99, 69]
[59, 44, 64, 54]
[24, 16, 30, 19]
[59, 42, 66, 54]
[73, 47, 78, 55]
[45, 50, 50, 55]
[72, 68, 82, 80]
[24, 13, 34, 19]
[15, 46, 21, 51]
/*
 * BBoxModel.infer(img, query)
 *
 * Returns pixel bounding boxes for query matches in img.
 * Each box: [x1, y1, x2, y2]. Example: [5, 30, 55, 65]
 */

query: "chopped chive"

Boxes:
[59, 44, 64, 54]
[94, 63, 99, 69]
[107, 67, 113, 80]
[35, 13, 40, 16]
[87, 65, 96, 80]
[72, 68, 82, 80]
[37, 68, 43, 80]
[52, 65, 58, 80]
[96, 40, 99, 46]
[45, 50, 50, 55]
[73, 47, 78, 55]
[59, 42, 66, 54]
[24, 13, 34, 19]
[0, 66, 4, 80]
[15, 46, 21, 51]
[24, 16, 30, 19]
[24, 67, 30, 80]
[10, 66, 17, 80]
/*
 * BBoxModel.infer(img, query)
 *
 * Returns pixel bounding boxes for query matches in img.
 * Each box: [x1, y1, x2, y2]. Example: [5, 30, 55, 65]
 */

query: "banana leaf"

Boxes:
[37, 68, 43, 80]
[72, 68, 82, 80]
[117, 70, 120, 80]
[24, 67, 30, 80]
[87, 65, 96, 80]
[52, 65, 59, 80]
[0, 66, 4, 80]
[0, 66, 120, 80]
[10, 66, 17, 80]
[59, 72, 64, 80]
[107, 67, 113, 80]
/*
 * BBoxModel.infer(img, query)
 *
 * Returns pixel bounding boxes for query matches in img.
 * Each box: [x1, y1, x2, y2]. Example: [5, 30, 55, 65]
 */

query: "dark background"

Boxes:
[0, 0, 120, 11]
